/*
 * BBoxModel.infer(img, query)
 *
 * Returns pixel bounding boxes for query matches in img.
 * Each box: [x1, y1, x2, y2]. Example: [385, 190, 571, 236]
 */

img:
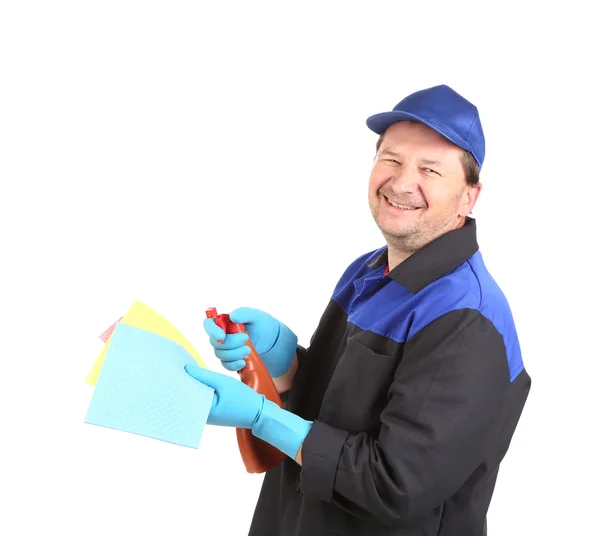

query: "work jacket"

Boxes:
[248, 217, 531, 536]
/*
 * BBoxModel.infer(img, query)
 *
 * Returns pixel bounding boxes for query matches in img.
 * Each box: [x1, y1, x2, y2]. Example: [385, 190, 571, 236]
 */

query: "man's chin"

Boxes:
[378, 222, 418, 240]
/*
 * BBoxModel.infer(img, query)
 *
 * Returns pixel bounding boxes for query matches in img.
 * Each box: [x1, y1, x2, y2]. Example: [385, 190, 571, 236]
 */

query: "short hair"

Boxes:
[374, 127, 480, 186]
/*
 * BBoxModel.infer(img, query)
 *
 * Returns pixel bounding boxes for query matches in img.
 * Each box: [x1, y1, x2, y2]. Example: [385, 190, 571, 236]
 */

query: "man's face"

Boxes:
[368, 121, 481, 253]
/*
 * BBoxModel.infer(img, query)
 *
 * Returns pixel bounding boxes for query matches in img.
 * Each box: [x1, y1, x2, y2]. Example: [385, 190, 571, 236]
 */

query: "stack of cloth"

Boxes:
[84, 300, 214, 449]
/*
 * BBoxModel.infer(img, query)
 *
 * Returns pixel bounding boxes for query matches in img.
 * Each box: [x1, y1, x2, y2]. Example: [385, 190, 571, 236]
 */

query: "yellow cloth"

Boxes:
[85, 300, 207, 385]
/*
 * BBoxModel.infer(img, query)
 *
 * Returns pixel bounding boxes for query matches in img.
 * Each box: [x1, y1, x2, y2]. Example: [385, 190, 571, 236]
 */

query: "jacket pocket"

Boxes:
[318, 340, 400, 433]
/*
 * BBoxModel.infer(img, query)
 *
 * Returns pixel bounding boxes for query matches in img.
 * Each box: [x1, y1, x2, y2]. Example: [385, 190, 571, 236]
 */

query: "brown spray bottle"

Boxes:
[206, 307, 287, 473]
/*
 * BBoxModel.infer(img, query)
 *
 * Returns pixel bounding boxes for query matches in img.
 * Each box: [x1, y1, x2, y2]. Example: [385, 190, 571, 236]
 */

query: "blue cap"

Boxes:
[366, 84, 485, 168]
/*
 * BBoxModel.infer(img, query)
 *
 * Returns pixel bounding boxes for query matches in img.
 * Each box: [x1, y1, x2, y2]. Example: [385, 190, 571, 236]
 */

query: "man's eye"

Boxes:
[425, 168, 440, 175]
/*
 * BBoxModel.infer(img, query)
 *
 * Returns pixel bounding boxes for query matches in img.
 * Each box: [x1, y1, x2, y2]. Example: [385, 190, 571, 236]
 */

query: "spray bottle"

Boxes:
[206, 307, 287, 473]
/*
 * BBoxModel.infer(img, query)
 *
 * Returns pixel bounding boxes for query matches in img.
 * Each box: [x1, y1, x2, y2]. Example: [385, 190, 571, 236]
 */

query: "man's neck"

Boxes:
[385, 217, 468, 272]
[386, 248, 414, 272]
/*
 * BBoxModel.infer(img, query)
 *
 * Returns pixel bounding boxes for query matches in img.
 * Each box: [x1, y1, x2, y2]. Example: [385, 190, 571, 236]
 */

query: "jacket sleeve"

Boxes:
[298, 308, 512, 524]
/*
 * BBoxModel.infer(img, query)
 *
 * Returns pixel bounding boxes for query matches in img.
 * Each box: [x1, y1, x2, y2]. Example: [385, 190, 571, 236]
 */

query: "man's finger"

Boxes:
[203, 318, 226, 340]
[209, 332, 249, 350]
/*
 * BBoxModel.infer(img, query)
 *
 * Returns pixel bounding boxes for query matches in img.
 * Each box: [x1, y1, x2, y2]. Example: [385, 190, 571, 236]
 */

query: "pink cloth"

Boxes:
[99, 317, 123, 342]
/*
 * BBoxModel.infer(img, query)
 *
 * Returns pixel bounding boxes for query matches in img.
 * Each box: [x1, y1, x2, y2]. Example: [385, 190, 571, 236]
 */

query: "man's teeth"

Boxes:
[387, 197, 417, 210]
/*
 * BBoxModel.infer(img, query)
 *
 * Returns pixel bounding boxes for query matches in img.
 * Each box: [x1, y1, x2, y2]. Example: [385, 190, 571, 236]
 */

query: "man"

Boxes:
[185, 84, 532, 535]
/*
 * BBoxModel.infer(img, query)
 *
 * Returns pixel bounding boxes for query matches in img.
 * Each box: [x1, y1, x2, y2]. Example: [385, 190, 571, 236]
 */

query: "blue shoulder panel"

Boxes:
[331, 250, 524, 382]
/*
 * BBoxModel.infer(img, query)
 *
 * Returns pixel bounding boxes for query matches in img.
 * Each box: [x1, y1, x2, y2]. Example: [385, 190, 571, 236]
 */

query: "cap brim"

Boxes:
[366, 110, 471, 157]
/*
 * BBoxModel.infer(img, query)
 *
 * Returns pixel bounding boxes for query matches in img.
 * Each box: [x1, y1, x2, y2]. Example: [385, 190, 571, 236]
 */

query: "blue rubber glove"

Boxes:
[185, 364, 312, 460]
[203, 307, 298, 378]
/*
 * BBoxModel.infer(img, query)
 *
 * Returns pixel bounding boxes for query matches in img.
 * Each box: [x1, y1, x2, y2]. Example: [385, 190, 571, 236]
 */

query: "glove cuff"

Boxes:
[261, 321, 298, 378]
[252, 399, 313, 460]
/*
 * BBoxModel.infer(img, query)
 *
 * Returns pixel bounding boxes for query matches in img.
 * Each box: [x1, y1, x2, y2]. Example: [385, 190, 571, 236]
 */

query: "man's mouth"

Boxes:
[383, 195, 421, 211]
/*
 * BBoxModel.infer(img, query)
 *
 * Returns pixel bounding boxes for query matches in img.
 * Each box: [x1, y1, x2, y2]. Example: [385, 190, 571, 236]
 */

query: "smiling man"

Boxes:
[369, 118, 481, 268]
[187, 84, 532, 535]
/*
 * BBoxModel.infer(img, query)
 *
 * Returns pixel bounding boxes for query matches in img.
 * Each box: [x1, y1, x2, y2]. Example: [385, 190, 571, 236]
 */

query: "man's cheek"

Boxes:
[369, 175, 386, 194]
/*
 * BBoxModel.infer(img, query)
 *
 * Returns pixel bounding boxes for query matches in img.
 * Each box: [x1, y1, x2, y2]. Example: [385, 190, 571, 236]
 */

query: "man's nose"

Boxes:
[389, 167, 419, 192]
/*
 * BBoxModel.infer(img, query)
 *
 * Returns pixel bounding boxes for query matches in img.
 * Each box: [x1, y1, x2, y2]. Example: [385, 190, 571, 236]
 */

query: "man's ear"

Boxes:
[462, 183, 483, 216]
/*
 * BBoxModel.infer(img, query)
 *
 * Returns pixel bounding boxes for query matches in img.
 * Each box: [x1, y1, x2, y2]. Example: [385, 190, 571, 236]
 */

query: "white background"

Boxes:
[1, 1, 598, 535]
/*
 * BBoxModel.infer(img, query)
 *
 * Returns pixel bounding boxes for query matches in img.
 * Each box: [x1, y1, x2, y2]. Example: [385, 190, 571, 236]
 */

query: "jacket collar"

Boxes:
[367, 216, 479, 293]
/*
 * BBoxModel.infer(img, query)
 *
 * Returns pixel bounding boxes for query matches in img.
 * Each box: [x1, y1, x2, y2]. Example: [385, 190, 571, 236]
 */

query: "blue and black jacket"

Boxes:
[249, 217, 531, 536]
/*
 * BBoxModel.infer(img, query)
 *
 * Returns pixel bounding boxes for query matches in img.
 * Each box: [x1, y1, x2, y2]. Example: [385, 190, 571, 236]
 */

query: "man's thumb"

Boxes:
[229, 306, 265, 325]
[185, 364, 221, 389]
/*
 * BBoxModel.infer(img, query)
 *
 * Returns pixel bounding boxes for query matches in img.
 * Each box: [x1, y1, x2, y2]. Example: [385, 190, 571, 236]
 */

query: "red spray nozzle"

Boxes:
[206, 307, 227, 343]
[206, 307, 245, 343]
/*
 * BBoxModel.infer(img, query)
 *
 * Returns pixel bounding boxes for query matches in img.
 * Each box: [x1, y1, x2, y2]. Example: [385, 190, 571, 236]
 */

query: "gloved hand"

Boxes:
[185, 364, 312, 460]
[203, 307, 297, 378]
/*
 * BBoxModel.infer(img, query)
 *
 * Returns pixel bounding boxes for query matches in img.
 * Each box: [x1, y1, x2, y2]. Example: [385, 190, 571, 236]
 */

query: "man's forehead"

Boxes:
[379, 124, 462, 158]
[378, 145, 449, 164]
[383, 122, 455, 144]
